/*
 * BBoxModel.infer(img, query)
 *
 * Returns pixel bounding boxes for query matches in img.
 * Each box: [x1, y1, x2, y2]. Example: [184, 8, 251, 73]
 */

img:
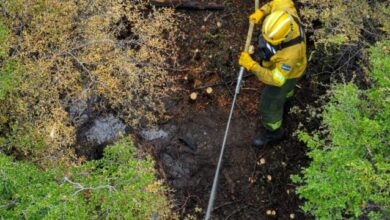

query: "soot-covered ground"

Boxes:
[138, 1, 319, 219]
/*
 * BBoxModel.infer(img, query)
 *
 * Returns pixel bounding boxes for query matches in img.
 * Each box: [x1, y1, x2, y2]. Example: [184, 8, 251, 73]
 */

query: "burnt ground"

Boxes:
[137, 1, 320, 219]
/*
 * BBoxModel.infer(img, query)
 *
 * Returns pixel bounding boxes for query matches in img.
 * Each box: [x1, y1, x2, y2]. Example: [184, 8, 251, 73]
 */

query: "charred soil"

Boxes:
[137, 1, 320, 219]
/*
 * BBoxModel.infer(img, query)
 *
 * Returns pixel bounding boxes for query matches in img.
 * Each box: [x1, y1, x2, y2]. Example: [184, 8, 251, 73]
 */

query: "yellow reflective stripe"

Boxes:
[272, 68, 286, 85]
[286, 89, 294, 98]
[269, 17, 291, 38]
[265, 11, 284, 34]
[266, 120, 282, 130]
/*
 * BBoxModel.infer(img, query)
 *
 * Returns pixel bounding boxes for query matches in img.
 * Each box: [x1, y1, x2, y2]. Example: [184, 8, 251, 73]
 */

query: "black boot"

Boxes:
[253, 128, 284, 148]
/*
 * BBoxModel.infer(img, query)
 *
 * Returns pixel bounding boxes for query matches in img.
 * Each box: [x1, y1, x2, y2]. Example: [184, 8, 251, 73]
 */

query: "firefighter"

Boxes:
[239, 0, 307, 148]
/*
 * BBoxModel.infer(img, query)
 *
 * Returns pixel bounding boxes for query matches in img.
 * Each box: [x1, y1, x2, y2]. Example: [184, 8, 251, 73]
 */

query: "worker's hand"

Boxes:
[249, 9, 265, 24]
[239, 52, 257, 71]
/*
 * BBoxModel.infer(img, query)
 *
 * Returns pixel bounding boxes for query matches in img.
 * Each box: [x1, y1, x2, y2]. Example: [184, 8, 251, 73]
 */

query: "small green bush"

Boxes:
[0, 138, 173, 219]
[293, 40, 390, 220]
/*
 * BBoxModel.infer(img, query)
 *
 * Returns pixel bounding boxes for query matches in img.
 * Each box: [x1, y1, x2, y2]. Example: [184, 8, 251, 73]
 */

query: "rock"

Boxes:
[68, 91, 98, 126]
[140, 128, 169, 141]
[162, 153, 191, 179]
[161, 153, 195, 188]
[68, 98, 89, 125]
[84, 115, 126, 146]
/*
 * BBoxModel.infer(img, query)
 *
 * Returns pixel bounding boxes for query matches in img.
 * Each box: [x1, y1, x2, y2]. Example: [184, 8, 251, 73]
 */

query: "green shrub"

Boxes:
[0, 138, 173, 219]
[292, 41, 390, 219]
[0, 153, 87, 219]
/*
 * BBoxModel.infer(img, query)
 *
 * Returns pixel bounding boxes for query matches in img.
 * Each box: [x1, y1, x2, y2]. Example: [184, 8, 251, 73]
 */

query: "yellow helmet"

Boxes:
[262, 10, 294, 45]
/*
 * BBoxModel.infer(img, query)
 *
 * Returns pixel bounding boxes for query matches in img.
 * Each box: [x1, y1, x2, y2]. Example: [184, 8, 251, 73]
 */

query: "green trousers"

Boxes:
[259, 78, 297, 131]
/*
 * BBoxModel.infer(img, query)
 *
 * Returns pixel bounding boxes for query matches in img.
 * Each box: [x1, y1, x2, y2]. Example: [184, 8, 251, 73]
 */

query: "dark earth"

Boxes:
[135, 0, 323, 219]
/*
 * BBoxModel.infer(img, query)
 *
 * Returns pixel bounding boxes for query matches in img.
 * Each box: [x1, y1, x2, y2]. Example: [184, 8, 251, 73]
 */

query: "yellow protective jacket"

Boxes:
[252, 0, 307, 87]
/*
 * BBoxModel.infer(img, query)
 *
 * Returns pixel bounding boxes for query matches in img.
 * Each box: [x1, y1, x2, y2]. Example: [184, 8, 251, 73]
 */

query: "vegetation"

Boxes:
[298, 0, 390, 88]
[299, 0, 390, 45]
[0, 0, 389, 219]
[0, 0, 179, 167]
[0, 139, 173, 219]
[290, 1, 389, 219]
[0, 1, 177, 219]
[293, 41, 390, 219]
[0, 21, 16, 101]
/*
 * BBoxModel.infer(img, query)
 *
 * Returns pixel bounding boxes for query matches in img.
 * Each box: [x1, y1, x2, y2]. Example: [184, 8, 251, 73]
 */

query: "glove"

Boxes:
[249, 9, 265, 24]
[239, 52, 257, 71]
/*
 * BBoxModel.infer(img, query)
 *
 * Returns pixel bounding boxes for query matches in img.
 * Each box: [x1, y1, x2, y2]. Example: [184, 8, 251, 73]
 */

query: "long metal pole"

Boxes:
[204, 67, 244, 220]
[204, 1, 259, 219]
